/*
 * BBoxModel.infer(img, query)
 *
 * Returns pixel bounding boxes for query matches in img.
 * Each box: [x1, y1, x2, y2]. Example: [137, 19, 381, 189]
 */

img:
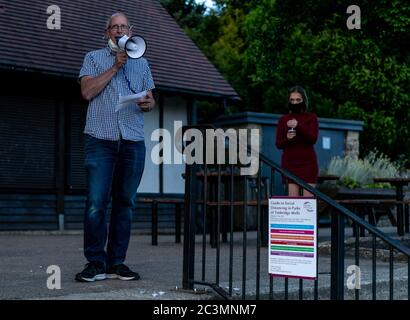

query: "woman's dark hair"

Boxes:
[288, 85, 309, 110]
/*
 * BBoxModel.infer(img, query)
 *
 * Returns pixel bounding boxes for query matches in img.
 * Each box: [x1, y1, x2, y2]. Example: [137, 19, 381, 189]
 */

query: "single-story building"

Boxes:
[0, 0, 238, 230]
[0, 1, 364, 232]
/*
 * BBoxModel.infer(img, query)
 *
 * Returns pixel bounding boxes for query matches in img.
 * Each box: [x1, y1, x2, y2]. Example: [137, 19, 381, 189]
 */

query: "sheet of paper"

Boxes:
[115, 90, 147, 112]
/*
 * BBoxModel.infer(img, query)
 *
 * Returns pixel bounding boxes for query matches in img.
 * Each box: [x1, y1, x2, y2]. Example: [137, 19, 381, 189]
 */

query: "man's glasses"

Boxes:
[109, 24, 132, 32]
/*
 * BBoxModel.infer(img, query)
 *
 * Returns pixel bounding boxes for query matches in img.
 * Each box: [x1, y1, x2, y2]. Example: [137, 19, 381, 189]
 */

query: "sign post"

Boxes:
[268, 197, 317, 279]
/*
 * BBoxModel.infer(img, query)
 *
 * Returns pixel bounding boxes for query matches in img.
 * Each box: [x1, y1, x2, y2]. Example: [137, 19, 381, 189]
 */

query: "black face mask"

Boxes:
[288, 101, 306, 113]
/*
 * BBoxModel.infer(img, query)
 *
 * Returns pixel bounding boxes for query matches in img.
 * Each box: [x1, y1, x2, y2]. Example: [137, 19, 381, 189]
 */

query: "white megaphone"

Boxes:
[116, 35, 147, 59]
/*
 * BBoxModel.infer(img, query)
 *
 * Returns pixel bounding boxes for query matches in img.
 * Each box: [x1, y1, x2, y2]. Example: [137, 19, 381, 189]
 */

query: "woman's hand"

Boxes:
[286, 119, 298, 128]
[286, 118, 297, 140]
[287, 129, 296, 140]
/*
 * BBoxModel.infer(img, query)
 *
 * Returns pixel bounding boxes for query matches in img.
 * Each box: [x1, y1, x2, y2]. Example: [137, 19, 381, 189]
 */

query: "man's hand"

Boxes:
[114, 52, 128, 70]
[138, 92, 155, 112]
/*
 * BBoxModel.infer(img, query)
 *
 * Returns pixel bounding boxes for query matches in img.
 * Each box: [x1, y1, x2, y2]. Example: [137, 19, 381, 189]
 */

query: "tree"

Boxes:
[159, 0, 219, 56]
[241, 0, 409, 161]
[160, 0, 410, 164]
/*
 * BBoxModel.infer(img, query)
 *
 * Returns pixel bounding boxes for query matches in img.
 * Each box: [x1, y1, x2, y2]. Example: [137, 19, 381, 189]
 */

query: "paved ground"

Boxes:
[0, 227, 408, 300]
[0, 231, 214, 300]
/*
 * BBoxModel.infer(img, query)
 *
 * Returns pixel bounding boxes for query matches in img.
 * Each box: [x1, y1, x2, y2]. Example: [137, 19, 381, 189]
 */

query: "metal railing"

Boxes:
[182, 125, 410, 300]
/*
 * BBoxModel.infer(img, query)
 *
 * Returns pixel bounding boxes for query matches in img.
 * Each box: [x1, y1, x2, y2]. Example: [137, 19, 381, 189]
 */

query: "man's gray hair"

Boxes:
[105, 12, 129, 30]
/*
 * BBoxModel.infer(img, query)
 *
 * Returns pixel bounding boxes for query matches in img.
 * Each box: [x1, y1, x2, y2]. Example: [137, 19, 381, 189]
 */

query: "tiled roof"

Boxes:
[0, 0, 239, 98]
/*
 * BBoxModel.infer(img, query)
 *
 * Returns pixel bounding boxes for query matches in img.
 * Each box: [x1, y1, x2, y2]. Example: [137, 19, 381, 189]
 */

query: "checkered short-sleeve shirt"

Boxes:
[79, 47, 155, 142]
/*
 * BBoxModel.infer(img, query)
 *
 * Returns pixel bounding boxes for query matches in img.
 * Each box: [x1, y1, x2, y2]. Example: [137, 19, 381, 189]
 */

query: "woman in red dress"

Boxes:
[275, 86, 318, 197]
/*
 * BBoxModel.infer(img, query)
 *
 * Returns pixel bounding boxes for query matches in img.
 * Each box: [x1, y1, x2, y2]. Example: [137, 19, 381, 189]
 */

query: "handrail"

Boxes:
[182, 123, 410, 257]
[257, 151, 410, 256]
[182, 123, 410, 300]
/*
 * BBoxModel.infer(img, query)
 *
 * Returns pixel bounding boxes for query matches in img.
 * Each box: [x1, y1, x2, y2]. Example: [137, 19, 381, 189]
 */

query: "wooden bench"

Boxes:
[195, 199, 271, 247]
[137, 197, 184, 245]
[196, 197, 409, 235]
[140, 197, 270, 247]
[334, 199, 410, 235]
[196, 197, 409, 238]
[195, 200, 269, 206]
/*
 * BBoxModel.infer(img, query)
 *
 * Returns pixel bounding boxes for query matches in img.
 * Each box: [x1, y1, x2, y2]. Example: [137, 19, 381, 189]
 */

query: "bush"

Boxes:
[324, 151, 403, 189]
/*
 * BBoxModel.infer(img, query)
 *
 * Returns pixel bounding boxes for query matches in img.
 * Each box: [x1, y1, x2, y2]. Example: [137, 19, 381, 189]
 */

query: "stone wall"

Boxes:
[345, 130, 360, 159]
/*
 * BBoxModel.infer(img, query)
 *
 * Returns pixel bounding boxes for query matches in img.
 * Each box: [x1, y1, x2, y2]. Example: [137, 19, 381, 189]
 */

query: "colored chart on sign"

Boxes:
[268, 198, 317, 279]
[270, 223, 315, 258]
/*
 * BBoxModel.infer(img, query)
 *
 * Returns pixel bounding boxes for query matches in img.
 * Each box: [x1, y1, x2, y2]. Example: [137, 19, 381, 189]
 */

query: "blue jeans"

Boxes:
[83, 134, 145, 267]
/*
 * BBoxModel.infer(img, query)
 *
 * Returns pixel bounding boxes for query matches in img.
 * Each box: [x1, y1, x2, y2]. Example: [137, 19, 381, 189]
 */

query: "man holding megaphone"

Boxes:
[76, 12, 155, 283]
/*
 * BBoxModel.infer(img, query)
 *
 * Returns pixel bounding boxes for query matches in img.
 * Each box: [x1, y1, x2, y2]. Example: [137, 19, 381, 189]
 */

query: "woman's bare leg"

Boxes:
[288, 183, 300, 197]
[288, 183, 316, 197]
[303, 183, 316, 197]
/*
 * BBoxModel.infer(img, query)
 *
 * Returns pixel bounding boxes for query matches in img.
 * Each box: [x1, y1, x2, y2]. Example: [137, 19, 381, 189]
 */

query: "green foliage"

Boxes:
[362, 111, 397, 156]
[240, 1, 408, 164]
[210, 8, 247, 99]
[159, 0, 219, 57]
[340, 177, 360, 189]
[159, 0, 206, 28]
[159, 0, 410, 166]
[324, 150, 402, 189]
